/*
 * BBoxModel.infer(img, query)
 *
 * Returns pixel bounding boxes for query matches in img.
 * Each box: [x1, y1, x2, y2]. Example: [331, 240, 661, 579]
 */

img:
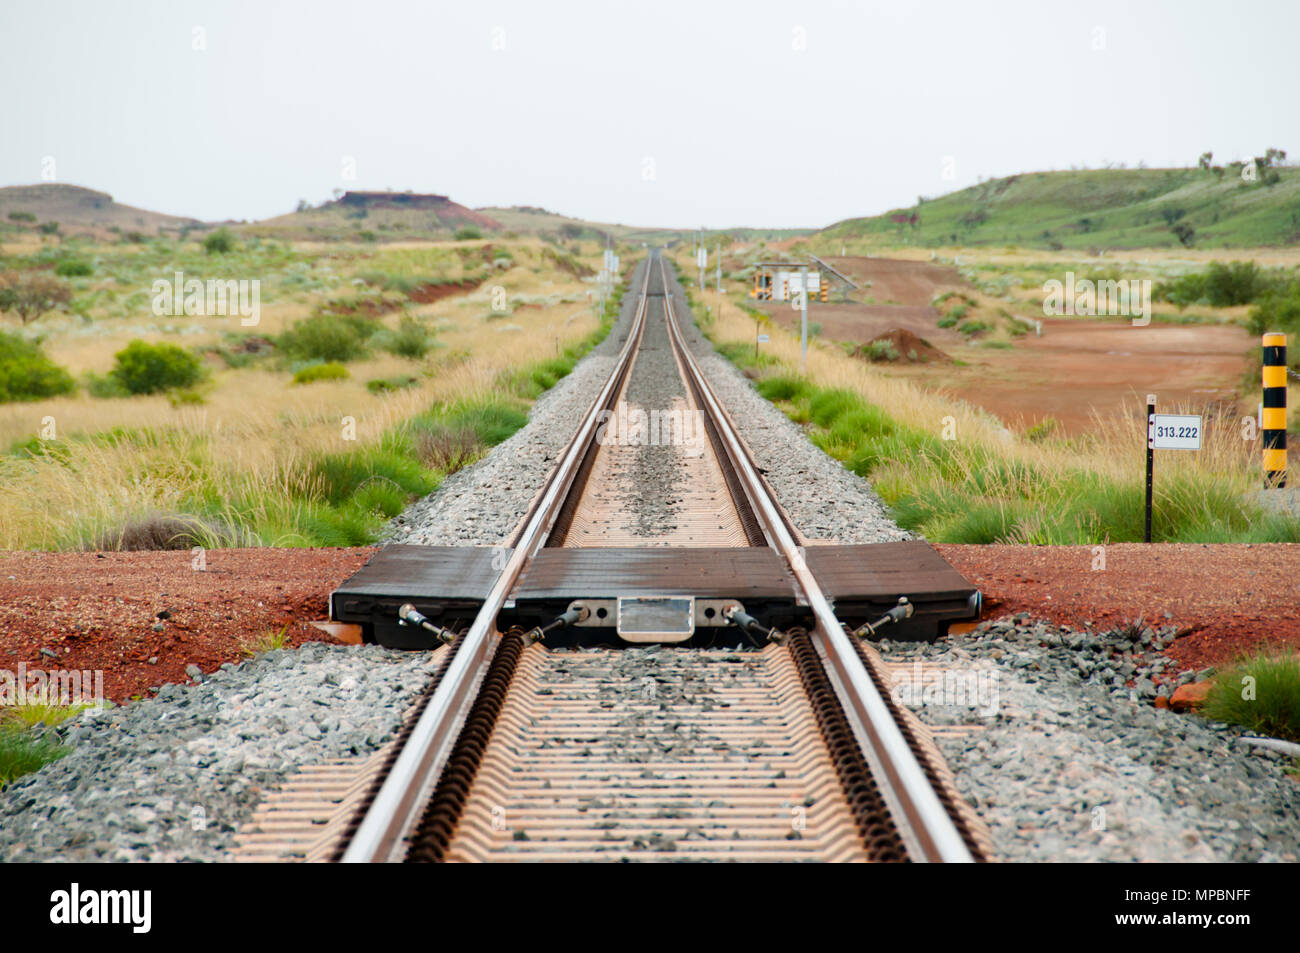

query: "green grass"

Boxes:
[0, 731, 67, 789]
[721, 351, 1299, 543]
[818, 165, 1300, 249]
[240, 625, 291, 657]
[0, 703, 87, 789]
[292, 361, 349, 384]
[1203, 653, 1300, 742]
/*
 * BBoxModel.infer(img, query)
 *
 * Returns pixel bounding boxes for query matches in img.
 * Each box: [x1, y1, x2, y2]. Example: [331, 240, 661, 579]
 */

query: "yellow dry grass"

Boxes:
[0, 239, 607, 549]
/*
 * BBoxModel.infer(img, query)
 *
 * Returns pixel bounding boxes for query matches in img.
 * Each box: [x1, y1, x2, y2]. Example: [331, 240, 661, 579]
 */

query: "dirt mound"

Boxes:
[854, 327, 949, 363]
[825, 256, 967, 306]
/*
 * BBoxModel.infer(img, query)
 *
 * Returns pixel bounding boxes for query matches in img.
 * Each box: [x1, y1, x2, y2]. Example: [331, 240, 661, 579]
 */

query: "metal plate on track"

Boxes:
[804, 541, 975, 601]
[511, 547, 797, 600]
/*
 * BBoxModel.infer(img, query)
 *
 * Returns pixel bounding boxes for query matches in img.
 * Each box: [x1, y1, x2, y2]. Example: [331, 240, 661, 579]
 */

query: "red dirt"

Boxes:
[756, 254, 1254, 436]
[0, 548, 375, 703]
[824, 255, 965, 305]
[754, 298, 961, 348]
[1, 543, 1294, 705]
[939, 543, 1300, 674]
[407, 277, 484, 304]
[930, 319, 1251, 435]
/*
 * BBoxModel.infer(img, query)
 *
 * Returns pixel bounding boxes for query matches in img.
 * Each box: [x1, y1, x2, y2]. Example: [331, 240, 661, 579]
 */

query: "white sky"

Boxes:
[1, 0, 1297, 229]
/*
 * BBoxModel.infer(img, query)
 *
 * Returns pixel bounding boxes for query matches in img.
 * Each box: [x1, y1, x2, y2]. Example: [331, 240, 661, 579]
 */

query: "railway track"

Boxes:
[242, 252, 990, 863]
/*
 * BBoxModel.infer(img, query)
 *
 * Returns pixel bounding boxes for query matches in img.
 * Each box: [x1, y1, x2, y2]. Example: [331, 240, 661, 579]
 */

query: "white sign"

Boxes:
[757, 333, 770, 343]
[697, 247, 707, 268]
[1149, 414, 1203, 450]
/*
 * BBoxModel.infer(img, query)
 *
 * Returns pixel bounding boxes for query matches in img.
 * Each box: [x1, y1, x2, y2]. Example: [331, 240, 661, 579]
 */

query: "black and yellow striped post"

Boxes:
[1263, 332, 1287, 487]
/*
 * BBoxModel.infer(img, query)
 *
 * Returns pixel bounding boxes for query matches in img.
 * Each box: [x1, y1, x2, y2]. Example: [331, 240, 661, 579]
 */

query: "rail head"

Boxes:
[657, 255, 973, 863]
[339, 259, 653, 863]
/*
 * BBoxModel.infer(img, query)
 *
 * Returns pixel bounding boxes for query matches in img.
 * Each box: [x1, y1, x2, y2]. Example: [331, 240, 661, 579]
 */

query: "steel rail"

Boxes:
[657, 255, 973, 863]
[339, 260, 653, 862]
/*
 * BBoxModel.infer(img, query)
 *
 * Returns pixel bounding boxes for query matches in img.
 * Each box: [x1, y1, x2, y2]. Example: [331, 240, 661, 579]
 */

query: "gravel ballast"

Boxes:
[877, 615, 1300, 862]
[0, 644, 437, 861]
[391, 254, 907, 547]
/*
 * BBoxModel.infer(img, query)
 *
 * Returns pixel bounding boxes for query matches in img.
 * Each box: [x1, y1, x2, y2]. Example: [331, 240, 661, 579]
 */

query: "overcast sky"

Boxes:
[2, 0, 1297, 229]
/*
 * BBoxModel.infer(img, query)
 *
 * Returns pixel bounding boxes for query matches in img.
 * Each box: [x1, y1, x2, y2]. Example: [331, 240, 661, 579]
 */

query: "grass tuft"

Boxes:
[1203, 653, 1300, 742]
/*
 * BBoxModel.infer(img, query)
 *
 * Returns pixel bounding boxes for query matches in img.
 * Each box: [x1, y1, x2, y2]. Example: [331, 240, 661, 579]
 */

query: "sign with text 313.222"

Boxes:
[1149, 414, 1203, 451]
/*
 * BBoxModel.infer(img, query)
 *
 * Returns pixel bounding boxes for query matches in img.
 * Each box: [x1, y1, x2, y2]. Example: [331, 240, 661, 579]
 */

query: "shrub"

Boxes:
[756, 374, 812, 402]
[808, 389, 862, 428]
[367, 375, 418, 394]
[292, 362, 350, 384]
[278, 313, 375, 363]
[1247, 286, 1300, 367]
[1158, 262, 1271, 308]
[94, 513, 231, 551]
[306, 444, 435, 507]
[439, 397, 528, 445]
[454, 226, 483, 241]
[6, 211, 35, 223]
[864, 340, 900, 362]
[53, 259, 93, 277]
[0, 271, 73, 325]
[0, 331, 76, 402]
[108, 340, 203, 394]
[86, 372, 130, 398]
[1025, 417, 1058, 442]
[374, 316, 433, 358]
[1203, 653, 1300, 742]
[202, 227, 236, 254]
[414, 426, 482, 473]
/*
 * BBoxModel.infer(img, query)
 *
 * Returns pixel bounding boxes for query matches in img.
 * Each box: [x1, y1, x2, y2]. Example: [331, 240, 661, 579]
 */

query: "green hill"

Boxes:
[820, 165, 1300, 249]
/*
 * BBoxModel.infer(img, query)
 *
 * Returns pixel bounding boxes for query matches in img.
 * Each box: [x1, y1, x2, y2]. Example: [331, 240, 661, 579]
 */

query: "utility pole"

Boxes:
[800, 264, 809, 372]
[716, 242, 721, 315]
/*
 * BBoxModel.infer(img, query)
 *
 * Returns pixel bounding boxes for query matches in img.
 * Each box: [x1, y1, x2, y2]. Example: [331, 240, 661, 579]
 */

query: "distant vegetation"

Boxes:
[202, 227, 236, 254]
[0, 233, 627, 549]
[101, 340, 204, 395]
[0, 271, 73, 325]
[821, 154, 1300, 249]
[1154, 261, 1300, 369]
[682, 247, 1300, 547]
[0, 331, 75, 402]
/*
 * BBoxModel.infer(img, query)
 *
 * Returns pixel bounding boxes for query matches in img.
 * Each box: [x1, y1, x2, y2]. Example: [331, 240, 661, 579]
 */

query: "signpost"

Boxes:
[697, 245, 707, 292]
[1145, 394, 1204, 542]
[800, 264, 809, 372]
